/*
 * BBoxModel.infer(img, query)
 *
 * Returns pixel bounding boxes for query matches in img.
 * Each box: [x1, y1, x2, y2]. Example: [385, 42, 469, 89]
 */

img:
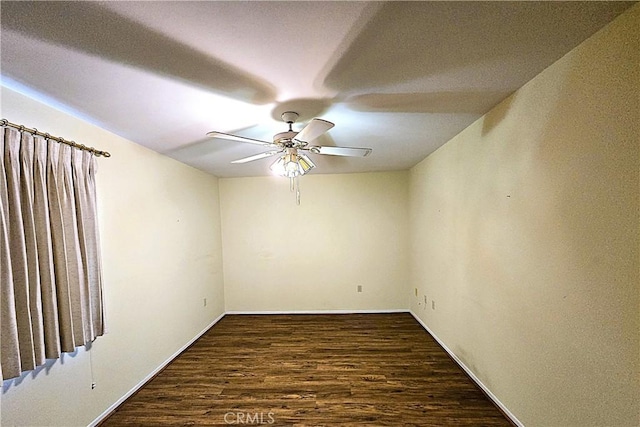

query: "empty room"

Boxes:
[1, 2, 638, 426]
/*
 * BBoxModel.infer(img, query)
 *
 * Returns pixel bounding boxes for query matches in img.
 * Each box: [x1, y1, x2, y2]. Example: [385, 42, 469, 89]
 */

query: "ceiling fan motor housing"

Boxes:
[273, 131, 300, 146]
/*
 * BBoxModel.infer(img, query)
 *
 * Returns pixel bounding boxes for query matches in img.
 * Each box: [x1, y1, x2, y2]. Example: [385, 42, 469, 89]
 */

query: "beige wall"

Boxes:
[220, 172, 409, 312]
[0, 87, 226, 426]
[409, 5, 639, 427]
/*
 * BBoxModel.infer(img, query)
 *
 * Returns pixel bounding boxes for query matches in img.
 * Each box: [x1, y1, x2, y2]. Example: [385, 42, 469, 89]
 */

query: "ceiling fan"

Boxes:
[206, 111, 372, 178]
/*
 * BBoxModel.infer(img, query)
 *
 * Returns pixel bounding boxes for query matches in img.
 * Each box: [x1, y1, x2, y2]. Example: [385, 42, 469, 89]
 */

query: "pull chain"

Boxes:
[288, 177, 302, 205]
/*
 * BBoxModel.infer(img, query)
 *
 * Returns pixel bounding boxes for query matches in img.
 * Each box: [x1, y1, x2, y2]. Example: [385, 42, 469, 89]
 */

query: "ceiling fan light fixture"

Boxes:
[269, 150, 315, 178]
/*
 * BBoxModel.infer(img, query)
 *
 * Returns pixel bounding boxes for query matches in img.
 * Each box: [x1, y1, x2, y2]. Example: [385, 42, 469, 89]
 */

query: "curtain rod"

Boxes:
[1, 118, 111, 158]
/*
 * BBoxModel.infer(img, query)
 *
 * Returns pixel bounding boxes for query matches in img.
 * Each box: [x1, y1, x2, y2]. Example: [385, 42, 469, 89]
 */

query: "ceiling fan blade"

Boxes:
[309, 146, 372, 157]
[207, 131, 274, 147]
[231, 150, 282, 164]
[294, 118, 335, 143]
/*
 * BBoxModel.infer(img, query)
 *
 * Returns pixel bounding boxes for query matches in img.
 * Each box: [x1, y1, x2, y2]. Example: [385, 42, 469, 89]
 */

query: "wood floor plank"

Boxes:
[102, 313, 512, 426]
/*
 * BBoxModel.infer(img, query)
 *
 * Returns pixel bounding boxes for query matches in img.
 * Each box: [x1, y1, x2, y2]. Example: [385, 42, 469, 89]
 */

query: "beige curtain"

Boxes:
[1, 126, 105, 380]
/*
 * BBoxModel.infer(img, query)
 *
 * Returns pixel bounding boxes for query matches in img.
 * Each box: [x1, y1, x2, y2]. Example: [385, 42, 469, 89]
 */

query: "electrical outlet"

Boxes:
[357, 285, 363, 293]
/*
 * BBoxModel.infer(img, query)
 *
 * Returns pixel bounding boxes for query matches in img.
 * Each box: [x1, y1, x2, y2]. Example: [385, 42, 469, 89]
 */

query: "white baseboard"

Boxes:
[225, 309, 410, 315]
[409, 311, 523, 427]
[88, 312, 226, 427]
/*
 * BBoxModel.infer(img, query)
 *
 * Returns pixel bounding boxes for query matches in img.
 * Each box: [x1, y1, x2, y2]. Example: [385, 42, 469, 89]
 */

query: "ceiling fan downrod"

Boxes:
[281, 111, 299, 132]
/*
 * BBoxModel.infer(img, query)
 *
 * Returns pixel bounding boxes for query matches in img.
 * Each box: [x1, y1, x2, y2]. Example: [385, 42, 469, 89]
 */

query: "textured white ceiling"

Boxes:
[1, 1, 635, 177]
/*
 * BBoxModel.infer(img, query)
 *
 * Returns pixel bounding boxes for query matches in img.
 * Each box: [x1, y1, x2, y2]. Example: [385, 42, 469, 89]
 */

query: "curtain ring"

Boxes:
[0, 119, 7, 126]
[32, 128, 38, 135]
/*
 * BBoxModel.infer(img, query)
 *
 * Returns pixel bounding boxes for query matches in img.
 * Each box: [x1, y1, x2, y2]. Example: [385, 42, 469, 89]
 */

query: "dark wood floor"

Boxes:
[102, 313, 511, 426]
